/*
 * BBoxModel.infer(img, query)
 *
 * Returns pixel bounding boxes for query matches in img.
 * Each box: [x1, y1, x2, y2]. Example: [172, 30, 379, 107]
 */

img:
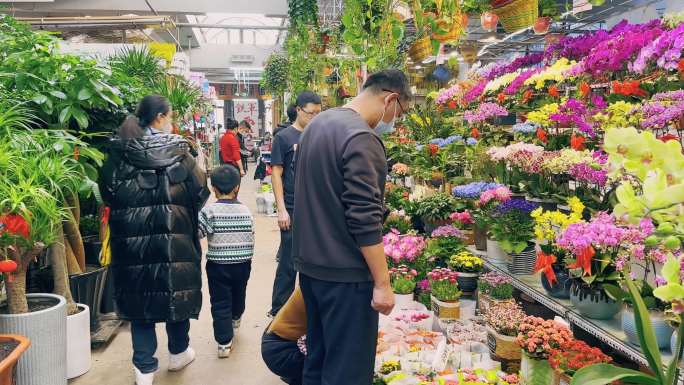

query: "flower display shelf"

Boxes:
[469, 246, 683, 380]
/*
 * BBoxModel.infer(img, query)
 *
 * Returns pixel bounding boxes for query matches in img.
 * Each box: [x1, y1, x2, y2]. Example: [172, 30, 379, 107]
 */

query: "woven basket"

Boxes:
[408, 36, 431, 63]
[493, 0, 538, 33]
[486, 326, 521, 360]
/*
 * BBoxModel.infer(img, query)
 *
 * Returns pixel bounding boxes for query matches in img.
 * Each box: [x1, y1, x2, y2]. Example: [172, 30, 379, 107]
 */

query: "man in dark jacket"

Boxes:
[292, 70, 411, 385]
[101, 97, 210, 385]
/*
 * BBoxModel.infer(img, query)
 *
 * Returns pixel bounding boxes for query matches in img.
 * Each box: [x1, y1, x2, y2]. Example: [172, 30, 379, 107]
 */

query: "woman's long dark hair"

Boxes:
[117, 95, 171, 139]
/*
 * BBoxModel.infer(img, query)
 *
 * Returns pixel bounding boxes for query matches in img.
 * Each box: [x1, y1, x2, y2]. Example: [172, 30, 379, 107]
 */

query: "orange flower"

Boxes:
[73, 145, 80, 160]
[548, 85, 560, 98]
[579, 82, 591, 98]
[522, 89, 533, 104]
[536, 127, 548, 144]
[612, 80, 647, 98]
[0, 214, 30, 239]
[497, 92, 506, 104]
[428, 144, 439, 156]
[570, 133, 586, 150]
[447, 99, 458, 109]
[679, 59, 684, 77]
[470, 127, 480, 139]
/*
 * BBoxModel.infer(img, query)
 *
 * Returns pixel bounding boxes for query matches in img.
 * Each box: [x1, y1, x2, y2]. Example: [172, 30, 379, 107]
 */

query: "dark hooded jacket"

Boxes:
[100, 134, 210, 323]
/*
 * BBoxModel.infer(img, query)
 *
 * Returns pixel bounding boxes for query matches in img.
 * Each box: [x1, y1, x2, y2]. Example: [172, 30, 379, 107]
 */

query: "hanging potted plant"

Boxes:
[535, 0, 559, 34]
[447, 250, 483, 293]
[484, 301, 526, 362]
[517, 316, 574, 385]
[477, 272, 515, 313]
[389, 265, 418, 308]
[428, 267, 462, 321]
[556, 213, 654, 320]
[489, 199, 539, 274]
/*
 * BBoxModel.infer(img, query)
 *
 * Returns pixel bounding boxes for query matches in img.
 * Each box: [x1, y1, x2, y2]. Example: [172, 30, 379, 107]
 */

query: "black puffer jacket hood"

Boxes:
[100, 134, 209, 323]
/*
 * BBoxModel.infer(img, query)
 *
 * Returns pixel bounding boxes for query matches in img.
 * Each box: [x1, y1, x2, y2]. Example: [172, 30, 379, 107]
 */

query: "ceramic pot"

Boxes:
[455, 272, 479, 293]
[506, 244, 536, 275]
[67, 304, 91, 379]
[474, 225, 487, 251]
[622, 306, 673, 349]
[569, 281, 620, 320]
[486, 326, 521, 360]
[521, 352, 556, 385]
[540, 265, 571, 299]
[394, 293, 415, 310]
[0, 335, 30, 385]
[481, 11, 499, 31]
[0, 294, 67, 385]
[486, 239, 507, 263]
[431, 295, 460, 320]
[534, 16, 551, 34]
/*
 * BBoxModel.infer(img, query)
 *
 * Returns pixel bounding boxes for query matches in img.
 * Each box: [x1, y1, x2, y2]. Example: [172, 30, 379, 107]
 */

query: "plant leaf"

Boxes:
[626, 278, 665, 383]
[71, 107, 88, 129]
[50, 90, 67, 100]
[77, 88, 92, 101]
[58, 106, 71, 124]
[570, 364, 659, 385]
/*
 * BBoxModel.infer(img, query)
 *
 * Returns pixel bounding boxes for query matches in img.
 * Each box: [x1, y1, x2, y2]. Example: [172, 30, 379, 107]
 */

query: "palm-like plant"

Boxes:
[110, 46, 164, 86]
[153, 75, 202, 125]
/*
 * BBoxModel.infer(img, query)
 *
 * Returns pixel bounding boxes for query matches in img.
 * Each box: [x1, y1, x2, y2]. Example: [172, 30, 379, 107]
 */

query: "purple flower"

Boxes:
[452, 181, 503, 199]
[505, 68, 539, 95]
[463, 80, 487, 105]
[494, 198, 540, 215]
[655, 275, 667, 287]
[464, 102, 509, 124]
[431, 225, 465, 239]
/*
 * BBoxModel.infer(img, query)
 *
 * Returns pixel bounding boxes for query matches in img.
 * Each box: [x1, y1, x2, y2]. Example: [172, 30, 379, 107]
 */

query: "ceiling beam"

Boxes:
[176, 23, 288, 30]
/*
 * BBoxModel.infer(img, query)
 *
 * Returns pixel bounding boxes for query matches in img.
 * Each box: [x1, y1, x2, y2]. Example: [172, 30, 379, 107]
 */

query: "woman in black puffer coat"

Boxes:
[100, 95, 209, 384]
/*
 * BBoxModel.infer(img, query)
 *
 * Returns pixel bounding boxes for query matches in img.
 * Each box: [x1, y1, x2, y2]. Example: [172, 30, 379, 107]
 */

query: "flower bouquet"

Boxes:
[548, 339, 611, 381]
[484, 301, 527, 361]
[477, 272, 514, 313]
[517, 316, 573, 385]
[447, 251, 483, 292]
[428, 267, 462, 320]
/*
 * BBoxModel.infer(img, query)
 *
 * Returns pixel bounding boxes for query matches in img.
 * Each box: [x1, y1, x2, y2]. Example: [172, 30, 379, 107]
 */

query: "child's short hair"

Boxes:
[211, 165, 241, 194]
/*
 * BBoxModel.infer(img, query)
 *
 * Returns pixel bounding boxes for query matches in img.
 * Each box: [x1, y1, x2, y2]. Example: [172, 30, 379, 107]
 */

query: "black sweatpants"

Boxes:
[299, 274, 378, 385]
[261, 331, 304, 385]
[206, 261, 252, 345]
[270, 208, 296, 315]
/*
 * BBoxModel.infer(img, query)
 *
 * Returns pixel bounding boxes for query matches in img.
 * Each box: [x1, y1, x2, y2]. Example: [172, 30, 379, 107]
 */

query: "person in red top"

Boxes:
[220, 118, 245, 177]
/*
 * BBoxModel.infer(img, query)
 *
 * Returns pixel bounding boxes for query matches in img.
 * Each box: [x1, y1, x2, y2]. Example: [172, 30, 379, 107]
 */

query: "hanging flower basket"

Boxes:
[533, 16, 551, 34]
[408, 36, 432, 63]
[494, 0, 538, 33]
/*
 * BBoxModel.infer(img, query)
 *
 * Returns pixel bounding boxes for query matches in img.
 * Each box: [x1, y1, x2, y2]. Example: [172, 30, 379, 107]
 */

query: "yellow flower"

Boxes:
[524, 58, 577, 90]
[527, 103, 560, 127]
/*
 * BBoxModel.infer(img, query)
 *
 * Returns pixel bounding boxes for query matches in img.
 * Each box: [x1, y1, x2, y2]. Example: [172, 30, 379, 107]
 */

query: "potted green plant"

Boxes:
[383, 210, 414, 235]
[477, 272, 515, 313]
[415, 193, 463, 234]
[427, 267, 462, 321]
[424, 225, 466, 266]
[489, 199, 539, 274]
[447, 250, 483, 292]
[484, 301, 526, 362]
[389, 265, 418, 308]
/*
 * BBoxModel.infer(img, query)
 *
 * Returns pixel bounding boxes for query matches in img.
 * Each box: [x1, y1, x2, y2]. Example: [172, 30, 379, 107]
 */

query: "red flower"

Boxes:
[497, 92, 506, 104]
[579, 82, 591, 98]
[522, 89, 533, 104]
[659, 134, 679, 143]
[612, 80, 647, 98]
[447, 99, 458, 110]
[470, 128, 480, 139]
[570, 133, 586, 150]
[0, 214, 30, 240]
[428, 144, 439, 156]
[536, 128, 548, 144]
[548, 85, 560, 98]
[679, 59, 684, 77]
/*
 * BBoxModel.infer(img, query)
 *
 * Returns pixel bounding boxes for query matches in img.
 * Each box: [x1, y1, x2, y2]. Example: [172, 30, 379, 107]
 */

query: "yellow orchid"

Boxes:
[527, 103, 560, 127]
[524, 58, 577, 90]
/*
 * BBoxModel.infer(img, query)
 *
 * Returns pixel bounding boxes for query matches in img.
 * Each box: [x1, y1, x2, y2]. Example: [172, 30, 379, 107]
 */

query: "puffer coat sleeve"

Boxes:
[100, 134, 209, 323]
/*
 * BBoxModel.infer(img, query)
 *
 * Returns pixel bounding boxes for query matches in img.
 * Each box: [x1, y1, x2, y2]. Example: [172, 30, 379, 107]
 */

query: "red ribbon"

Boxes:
[534, 251, 557, 285]
[567, 246, 595, 276]
[101, 207, 111, 225]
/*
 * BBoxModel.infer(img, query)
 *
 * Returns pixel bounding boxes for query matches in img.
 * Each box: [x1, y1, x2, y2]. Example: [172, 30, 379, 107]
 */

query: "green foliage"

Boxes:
[539, 0, 561, 18]
[461, 0, 492, 14]
[153, 76, 202, 123]
[0, 16, 123, 130]
[391, 276, 416, 295]
[288, 0, 319, 28]
[415, 193, 462, 222]
[285, 27, 317, 97]
[261, 53, 289, 96]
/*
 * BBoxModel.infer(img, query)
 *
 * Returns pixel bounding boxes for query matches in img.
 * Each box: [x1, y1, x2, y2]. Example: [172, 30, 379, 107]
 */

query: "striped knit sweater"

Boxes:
[199, 199, 254, 264]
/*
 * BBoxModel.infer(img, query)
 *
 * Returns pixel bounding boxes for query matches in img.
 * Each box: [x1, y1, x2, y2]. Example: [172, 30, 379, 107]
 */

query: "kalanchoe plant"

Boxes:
[427, 267, 462, 302]
[489, 199, 539, 253]
[478, 272, 514, 300]
[389, 265, 418, 295]
[517, 316, 574, 359]
[549, 339, 612, 377]
[484, 301, 526, 337]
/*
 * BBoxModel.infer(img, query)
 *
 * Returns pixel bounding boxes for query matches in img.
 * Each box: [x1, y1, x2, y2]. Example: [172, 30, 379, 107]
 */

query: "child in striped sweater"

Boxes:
[199, 165, 254, 358]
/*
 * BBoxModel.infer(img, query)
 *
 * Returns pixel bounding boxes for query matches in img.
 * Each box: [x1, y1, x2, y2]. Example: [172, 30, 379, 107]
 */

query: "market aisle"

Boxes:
[71, 166, 284, 385]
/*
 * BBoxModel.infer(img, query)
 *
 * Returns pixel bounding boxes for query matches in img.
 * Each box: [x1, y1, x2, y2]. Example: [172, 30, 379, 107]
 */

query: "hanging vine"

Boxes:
[288, 0, 319, 28]
[261, 53, 289, 96]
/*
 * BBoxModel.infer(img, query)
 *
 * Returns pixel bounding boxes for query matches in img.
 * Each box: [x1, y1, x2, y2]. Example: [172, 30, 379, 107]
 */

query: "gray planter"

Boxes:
[0, 293, 66, 385]
[622, 307, 673, 349]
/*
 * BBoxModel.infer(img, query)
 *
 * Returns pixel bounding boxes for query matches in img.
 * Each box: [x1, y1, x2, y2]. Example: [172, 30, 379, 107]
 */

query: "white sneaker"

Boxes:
[232, 318, 241, 330]
[218, 341, 233, 358]
[168, 347, 196, 371]
[134, 367, 155, 385]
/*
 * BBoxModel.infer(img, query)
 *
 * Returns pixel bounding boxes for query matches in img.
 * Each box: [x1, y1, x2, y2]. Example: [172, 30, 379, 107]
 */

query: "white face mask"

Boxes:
[374, 99, 398, 136]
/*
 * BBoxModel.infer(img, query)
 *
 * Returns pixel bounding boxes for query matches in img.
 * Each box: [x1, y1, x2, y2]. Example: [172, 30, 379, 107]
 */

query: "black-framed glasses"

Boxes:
[300, 109, 320, 116]
[381, 88, 406, 115]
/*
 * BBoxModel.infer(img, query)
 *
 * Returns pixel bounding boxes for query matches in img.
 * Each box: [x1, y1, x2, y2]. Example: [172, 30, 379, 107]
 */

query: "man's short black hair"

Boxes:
[211, 165, 241, 194]
[362, 69, 412, 102]
[295, 91, 321, 108]
[286, 104, 297, 123]
[225, 118, 238, 130]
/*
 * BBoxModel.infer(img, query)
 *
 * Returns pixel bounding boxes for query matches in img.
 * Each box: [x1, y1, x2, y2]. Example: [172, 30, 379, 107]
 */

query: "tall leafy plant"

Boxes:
[153, 76, 202, 124]
[261, 53, 289, 96]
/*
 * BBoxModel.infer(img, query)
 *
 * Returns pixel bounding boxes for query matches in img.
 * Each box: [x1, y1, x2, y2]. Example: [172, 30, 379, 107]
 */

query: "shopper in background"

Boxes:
[261, 287, 306, 385]
[238, 120, 252, 172]
[293, 70, 411, 385]
[269, 91, 322, 317]
[220, 118, 246, 177]
[199, 165, 254, 359]
[101, 95, 210, 385]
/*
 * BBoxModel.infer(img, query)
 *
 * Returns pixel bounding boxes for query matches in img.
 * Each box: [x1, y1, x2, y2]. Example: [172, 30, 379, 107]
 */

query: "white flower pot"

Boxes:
[67, 304, 91, 379]
[394, 293, 415, 310]
[486, 239, 507, 263]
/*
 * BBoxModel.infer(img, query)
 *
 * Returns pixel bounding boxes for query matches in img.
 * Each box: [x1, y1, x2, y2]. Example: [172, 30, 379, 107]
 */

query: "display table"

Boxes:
[469, 247, 680, 375]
